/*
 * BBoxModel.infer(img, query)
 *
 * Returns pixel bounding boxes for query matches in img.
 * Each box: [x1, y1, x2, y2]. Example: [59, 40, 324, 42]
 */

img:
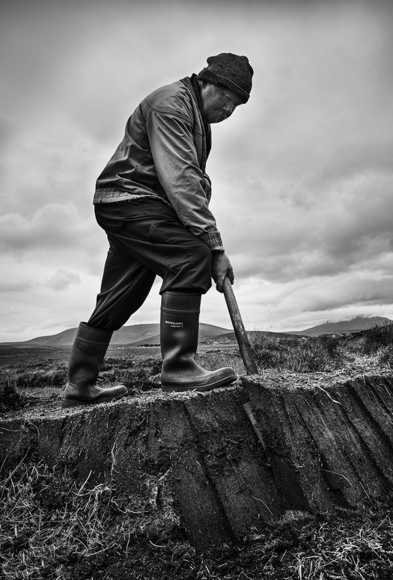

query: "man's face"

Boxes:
[200, 83, 243, 124]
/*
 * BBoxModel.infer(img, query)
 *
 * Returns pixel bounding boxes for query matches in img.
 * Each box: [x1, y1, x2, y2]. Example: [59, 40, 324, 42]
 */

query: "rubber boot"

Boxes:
[62, 322, 127, 408]
[160, 292, 236, 392]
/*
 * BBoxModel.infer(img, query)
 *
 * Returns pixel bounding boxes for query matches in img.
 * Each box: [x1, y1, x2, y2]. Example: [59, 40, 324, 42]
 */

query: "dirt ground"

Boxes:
[2, 334, 393, 579]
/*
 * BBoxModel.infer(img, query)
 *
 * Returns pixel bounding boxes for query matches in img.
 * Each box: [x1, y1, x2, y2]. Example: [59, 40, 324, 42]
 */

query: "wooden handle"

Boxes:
[222, 277, 258, 375]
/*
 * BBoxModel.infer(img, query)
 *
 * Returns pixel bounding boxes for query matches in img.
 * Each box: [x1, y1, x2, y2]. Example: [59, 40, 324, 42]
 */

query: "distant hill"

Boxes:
[212, 330, 304, 343]
[10, 323, 233, 347]
[3, 316, 391, 347]
[292, 316, 392, 337]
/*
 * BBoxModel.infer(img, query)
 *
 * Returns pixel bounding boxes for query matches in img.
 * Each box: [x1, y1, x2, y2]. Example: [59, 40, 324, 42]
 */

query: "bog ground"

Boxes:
[2, 330, 393, 579]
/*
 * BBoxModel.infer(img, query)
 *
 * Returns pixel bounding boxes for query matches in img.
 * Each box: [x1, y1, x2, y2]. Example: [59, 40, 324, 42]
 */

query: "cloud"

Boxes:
[44, 269, 82, 291]
[1, 0, 393, 340]
[306, 275, 393, 313]
[0, 203, 94, 255]
[0, 280, 33, 293]
[216, 169, 393, 287]
[4, 325, 31, 335]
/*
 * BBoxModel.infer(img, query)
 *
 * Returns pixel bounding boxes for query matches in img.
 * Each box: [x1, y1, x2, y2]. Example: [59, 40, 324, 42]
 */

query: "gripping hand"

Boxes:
[211, 252, 234, 293]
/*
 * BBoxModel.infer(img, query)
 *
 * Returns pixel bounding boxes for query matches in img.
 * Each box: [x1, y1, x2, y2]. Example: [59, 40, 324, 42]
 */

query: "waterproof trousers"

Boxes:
[87, 198, 213, 330]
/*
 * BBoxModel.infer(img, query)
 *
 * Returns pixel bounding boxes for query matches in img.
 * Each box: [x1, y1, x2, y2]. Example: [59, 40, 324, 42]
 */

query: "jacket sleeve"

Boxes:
[146, 109, 223, 250]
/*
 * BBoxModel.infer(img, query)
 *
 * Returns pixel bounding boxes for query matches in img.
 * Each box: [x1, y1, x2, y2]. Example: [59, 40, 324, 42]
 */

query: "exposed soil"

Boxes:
[2, 331, 393, 579]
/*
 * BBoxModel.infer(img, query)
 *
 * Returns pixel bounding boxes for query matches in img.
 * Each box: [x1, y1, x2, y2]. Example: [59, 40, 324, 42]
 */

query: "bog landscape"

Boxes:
[2, 316, 393, 579]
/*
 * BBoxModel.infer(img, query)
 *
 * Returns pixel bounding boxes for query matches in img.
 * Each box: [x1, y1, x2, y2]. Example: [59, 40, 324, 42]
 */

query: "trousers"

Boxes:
[87, 198, 212, 331]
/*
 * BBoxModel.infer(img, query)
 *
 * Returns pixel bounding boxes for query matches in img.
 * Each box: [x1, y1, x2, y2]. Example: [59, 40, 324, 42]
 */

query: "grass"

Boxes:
[363, 322, 393, 354]
[14, 366, 67, 389]
[0, 380, 21, 412]
[196, 349, 246, 375]
[0, 459, 182, 580]
[2, 462, 393, 579]
[378, 346, 393, 368]
[2, 324, 393, 413]
[0, 353, 164, 413]
[1, 461, 115, 579]
[249, 334, 341, 373]
[0, 459, 187, 580]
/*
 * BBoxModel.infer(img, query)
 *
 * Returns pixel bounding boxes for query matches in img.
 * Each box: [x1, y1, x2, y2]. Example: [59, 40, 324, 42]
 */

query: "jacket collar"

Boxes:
[181, 75, 211, 156]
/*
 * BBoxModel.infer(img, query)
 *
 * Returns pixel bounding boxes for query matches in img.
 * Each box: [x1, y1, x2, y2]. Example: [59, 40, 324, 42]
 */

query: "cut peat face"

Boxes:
[2, 374, 393, 548]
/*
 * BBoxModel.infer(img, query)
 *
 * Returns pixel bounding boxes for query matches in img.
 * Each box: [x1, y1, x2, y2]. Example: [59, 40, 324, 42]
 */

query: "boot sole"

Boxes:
[161, 375, 236, 393]
[62, 391, 126, 408]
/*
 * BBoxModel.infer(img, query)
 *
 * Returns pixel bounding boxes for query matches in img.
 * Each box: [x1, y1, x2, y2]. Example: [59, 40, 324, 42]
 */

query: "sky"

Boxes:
[1, 0, 393, 342]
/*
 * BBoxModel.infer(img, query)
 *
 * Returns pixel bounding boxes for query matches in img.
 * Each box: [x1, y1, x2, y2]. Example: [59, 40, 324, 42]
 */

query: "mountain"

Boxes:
[4, 316, 391, 347]
[12, 322, 233, 347]
[292, 316, 392, 337]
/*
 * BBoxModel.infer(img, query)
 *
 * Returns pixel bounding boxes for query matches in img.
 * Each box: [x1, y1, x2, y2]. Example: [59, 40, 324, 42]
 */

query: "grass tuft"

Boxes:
[14, 367, 67, 389]
[249, 334, 340, 373]
[0, 379, 21, 412]
[363, 322, 393, 354]
[196, 349, 245, 375]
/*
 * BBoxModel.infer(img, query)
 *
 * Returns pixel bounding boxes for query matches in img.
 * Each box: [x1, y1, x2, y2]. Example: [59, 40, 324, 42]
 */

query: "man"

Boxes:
[62, 53, 253, 408]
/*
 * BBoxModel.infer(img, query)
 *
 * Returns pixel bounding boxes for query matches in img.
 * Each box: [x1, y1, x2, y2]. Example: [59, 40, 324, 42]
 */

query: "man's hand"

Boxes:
[211, 251, 234, 293]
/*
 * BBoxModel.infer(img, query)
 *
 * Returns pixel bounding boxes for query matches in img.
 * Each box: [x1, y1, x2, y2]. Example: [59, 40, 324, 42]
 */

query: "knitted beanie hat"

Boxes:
[198, 53, 253, 103]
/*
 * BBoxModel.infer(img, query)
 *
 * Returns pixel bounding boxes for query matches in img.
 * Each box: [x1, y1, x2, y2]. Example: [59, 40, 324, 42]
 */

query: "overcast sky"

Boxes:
[1, 0, 393, 342]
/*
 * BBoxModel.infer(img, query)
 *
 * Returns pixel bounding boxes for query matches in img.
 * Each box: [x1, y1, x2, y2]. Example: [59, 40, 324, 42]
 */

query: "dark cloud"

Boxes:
[1, 0, 393, 339]
[306, 276, 393, 312]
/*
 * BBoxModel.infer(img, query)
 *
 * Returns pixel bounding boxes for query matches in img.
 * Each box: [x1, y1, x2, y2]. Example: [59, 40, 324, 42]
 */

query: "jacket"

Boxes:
[94, 76, 223, 250]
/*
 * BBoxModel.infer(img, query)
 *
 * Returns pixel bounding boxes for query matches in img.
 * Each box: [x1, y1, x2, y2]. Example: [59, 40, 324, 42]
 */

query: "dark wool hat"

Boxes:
[198, 52, 253, 103]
